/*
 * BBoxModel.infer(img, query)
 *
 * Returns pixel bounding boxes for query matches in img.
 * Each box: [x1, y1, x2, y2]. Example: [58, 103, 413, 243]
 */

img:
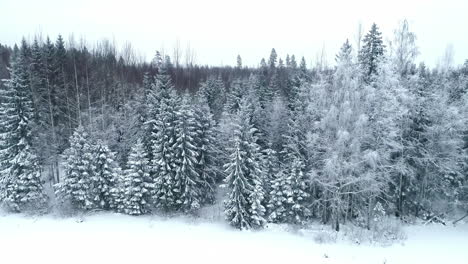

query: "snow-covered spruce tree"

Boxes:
[0, 40, 47, 212]
[224, 141, 251, 229]
[267, 169, 292, 223]
[260, 146, 279, 205]
[142, 72, 160, 162]
[286, 157, 311, 224]
[256, 68, 277, 108]
[30, 38, 49, 128]
[122, 140, 152, 215]
[198, 76, 226, 121]
[55, 126, 96, 211]
[224, 78, 246, 115]
[270, 135, 311, 224]
[245, 85, 272, 202]
[265, 94, 288, 152]
[258, 58, 269, 97]
[256, 68, 276, 109]
[0, 59, 18, 204]
[267, 72, 280, 100]
[236, 55, 242, 69]
[267, 78, 312, 225]
[172, 95, 204, 212]
[151, 68, 181, 211]
[111, 178, 125, 213]
[290, 55, 298, 70]
[193, 92, 218, 202]
[224, 99, 266, 229]
[299, 57, 308, 81]
[244, 82, 268, 147]
[249, 172, 267, 228]
[268, 48, 278, 69]
[282, 82, 309, 165]
[53, 35, 73, 145]
[152, 92, 218, 213]
[359, 23, 385, 83]
[246, 74, 262, 108]
[93, 141, 120, 210]
[283, 55, 305, 104]
[216, 79, 248, 177]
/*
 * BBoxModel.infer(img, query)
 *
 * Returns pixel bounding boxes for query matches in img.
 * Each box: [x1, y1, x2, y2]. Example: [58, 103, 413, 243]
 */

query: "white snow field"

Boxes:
[0, 213, 467, 264]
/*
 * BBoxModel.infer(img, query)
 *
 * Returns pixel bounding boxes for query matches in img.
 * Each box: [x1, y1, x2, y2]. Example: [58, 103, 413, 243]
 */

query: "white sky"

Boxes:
[1, 0, 467, 67]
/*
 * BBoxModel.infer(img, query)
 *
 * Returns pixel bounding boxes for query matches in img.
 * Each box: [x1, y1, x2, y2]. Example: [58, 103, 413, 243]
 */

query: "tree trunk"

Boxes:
[73, 58, 81, 126]
[367, 196, 374, 230]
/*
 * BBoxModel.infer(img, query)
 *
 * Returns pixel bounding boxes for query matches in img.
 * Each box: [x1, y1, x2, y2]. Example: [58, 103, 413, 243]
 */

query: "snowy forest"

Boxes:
[0, 21, 467, 232]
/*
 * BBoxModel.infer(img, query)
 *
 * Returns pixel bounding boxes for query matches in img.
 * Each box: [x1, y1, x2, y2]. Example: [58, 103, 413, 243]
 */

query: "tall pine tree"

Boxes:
[359, 23, 385, 82]
[172, 96, 203, 212]
[224, 99, 266, 229]
[0, 40, 47, 212]
[151, 69, 181, 211]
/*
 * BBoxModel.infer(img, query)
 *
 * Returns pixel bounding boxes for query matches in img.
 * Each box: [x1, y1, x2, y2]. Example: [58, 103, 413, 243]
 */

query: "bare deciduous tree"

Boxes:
[389, 19, 419, 76]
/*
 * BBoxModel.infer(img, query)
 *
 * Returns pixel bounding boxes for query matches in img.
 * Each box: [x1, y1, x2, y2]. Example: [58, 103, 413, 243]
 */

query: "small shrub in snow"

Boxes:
[344, 217, 406, 245]
[312, 229, 338, 244]
[372, 217, 407, 244]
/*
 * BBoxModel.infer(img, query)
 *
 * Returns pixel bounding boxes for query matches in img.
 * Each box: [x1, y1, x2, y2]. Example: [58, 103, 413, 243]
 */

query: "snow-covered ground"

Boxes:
[0, 212, 467, 264]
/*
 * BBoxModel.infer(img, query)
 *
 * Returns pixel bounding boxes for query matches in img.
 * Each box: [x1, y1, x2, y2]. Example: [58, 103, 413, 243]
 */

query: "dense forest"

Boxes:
[0, 21, 467, 231]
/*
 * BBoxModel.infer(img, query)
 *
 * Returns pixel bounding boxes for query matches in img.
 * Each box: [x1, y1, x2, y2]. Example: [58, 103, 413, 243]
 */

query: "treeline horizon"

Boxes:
[2, 24, 463, 69]
[0, 21, 467, 232]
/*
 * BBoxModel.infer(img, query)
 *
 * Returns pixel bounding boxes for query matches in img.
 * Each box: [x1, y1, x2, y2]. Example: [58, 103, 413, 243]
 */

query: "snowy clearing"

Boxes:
[1, 213, 467, 264]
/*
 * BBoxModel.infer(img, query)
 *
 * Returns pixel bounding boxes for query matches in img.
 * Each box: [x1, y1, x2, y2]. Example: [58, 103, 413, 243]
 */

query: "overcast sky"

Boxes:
[1, 0, 467, 67]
